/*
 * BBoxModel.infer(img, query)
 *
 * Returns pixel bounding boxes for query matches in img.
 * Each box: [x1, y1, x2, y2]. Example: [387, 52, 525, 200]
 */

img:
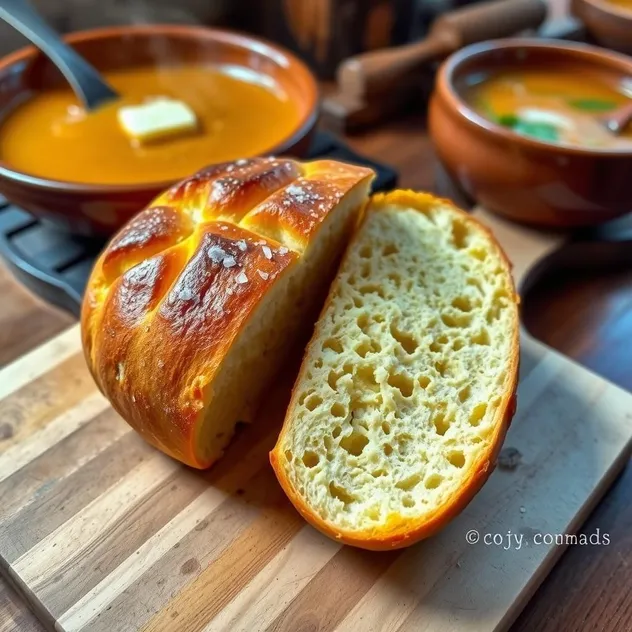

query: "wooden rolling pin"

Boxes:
[323, 0, 548, 132]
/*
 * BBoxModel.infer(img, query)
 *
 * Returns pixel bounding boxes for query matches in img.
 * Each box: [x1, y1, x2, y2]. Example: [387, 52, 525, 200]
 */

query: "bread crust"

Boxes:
[81, 157, 374, 468]
[270, 189, 520, 550]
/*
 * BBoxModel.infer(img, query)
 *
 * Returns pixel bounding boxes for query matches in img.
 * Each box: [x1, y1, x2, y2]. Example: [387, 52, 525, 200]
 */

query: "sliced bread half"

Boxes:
[270, 190, 519, 550]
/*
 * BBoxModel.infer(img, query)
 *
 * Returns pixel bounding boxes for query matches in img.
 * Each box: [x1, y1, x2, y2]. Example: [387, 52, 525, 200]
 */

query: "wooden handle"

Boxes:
[431, 0, 547, 48]
[336, 0, 547, 98]
[337, 38, 448, 98]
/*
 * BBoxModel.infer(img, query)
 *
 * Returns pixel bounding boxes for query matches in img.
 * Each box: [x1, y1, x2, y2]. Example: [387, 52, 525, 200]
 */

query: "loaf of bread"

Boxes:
[270, 190, 519, 550]
[81, 157, 374, 468]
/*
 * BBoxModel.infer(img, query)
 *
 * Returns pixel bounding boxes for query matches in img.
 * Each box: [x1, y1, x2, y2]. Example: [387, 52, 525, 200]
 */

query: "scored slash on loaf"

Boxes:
[81, 157, 374, 469]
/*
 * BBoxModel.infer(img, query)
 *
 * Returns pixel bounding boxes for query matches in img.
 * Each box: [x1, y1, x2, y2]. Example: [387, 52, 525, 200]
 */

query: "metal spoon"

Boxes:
[601, 102, 632, 136]
[0, 0, 119, 110]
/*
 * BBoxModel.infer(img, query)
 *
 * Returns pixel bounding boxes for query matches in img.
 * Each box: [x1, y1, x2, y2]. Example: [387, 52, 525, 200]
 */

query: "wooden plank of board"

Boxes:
[0, 324, 630, 632]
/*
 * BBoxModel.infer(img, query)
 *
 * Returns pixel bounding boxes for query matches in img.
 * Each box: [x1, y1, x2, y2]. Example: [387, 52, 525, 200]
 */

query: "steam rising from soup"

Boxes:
[465, 68, 632, 150]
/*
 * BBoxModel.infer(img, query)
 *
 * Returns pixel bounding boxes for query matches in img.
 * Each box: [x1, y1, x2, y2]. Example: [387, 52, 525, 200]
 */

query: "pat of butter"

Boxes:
[117, 97, 198, 143]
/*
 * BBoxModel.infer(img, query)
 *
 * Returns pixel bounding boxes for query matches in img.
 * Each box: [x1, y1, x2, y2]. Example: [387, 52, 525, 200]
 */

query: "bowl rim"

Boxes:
[437, 37, 632, 158]
[576, 0, 632, 20]
[0, 23, 320, 194]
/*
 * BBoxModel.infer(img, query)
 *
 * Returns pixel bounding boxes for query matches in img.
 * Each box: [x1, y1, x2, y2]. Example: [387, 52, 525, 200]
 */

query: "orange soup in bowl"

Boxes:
[0, 64, 302, 185]
[605, 0, 632, 10]
[465, 68, 632, 149]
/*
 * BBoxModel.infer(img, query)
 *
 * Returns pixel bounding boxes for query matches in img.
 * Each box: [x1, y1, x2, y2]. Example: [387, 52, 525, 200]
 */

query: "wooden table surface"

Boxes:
[1, 113, 631, 631]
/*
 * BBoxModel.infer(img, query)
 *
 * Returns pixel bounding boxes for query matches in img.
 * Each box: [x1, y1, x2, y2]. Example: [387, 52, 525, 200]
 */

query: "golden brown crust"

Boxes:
[270, 189, 520, 550]
[81, 157, 374, 468]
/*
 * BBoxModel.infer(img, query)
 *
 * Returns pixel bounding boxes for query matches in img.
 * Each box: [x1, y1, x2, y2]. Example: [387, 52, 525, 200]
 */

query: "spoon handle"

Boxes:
[0, 0, 118, 110]
[603, 102, 632, 135]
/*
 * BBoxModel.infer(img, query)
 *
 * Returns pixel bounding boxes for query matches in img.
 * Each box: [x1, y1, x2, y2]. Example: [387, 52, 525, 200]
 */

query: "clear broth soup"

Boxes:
[465, 68, 632, 150]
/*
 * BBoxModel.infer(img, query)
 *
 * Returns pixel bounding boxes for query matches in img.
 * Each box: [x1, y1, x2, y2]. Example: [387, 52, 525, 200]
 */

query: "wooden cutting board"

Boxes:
[0, 208, 631, 632]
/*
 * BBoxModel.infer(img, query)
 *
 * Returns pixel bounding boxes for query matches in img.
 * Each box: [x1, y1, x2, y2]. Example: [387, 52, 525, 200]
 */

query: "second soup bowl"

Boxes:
[429, 39, 632, 228]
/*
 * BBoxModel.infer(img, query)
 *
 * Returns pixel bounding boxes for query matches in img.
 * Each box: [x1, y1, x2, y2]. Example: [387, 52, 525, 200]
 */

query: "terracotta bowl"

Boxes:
[572, 0, 632, 55]
[0, 25, 318, 236]
[429, 39, 632, 228]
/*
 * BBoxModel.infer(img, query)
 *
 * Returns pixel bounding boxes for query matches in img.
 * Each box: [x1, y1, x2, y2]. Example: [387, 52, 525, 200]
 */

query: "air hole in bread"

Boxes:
[372, 468, 387, 478]
[418, 375, 431, 389]
[329, 482, 355, 505]
[459, 385, 471, 402]
[323, 338, 343, 353]
[328, 370, 341, 390]
[448, 450, 465, 468]
[348, 275, 357, 286]
[472, 329, 491, 346]
[384, 443, 393, 456]
[359, 245, 372, 259]
[331, 403, 347, 418]
[381, 421, 391, 435]
[387, 372, 414, 398]
[357, 313, 369, 332]
[359, 284, 385, 298]
[467, 276, 483, 293]
[494, 287, 509, 301]
[332, 425, 342, 438]
[486, 305, 501, 324]
[396, 473, 422, 491]
[298, 390, 312, 405]
[356, 365, 379, 390]
[402, 495, 415, 508]
[469, 403, 487, 426]
[284, 450, 293, 462]
[452, 296, 473, 312]
[470, 246, 487, 261]
[397, 433, 413, 455]
[383, 243, 399, 256]
[352, 296, 364, 308]
[343, 362, 354, 375]
[433, 411, 451, 435]
[314, 358, 323, 369]
[390, 323, 418, 354]
[304, 394, 323, 411]
[340, 431, 369, 456]
[302, 451, 319, 468]
[441, 312, 472, 328]
[388, 272, 402, 285]
[360, 263, 371, 278]
[374, 314, 385, 323]
[355, 341, 371, 358]
[435, 359, 449, 377]
[451, 219, 470, 249]
[425, 474, 443, 489]
[453, 339, 465, 351]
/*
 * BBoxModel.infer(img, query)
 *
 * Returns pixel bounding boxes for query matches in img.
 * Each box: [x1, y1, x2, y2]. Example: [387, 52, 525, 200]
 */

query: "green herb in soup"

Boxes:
[466, 69, 632, 149]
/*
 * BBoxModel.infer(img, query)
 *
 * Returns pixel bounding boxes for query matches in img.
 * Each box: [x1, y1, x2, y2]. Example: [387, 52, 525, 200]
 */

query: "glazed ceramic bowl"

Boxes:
[572, 0, 632, 55]
[429, 39, 632, 228]
[0, 25, 319, 236]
